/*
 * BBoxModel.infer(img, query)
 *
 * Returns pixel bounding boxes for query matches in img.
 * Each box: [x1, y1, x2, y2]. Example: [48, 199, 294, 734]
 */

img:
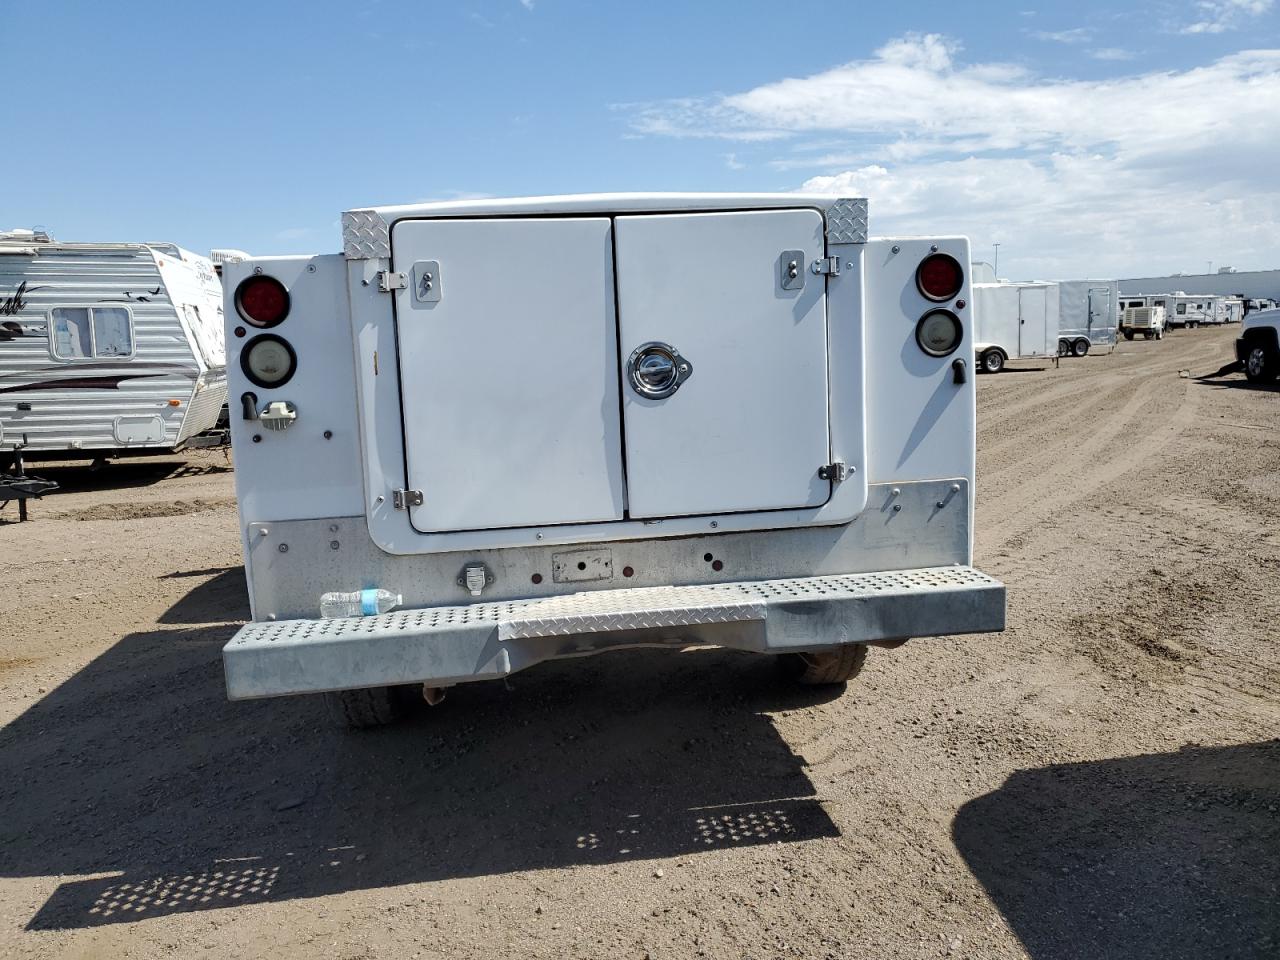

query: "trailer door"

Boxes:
[390, 217, 626, 532]
[613, 209, 832, 519]
[1018, 286, 1049, 357]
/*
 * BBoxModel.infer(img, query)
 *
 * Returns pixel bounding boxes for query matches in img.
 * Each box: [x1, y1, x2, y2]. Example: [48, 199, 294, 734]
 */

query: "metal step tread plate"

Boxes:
[224, 565, 1005, 699]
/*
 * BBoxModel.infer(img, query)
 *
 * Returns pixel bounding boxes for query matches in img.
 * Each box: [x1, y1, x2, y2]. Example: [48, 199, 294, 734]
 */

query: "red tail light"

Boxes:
[235, 276, 290, 328]
[916, 253, 964, 302]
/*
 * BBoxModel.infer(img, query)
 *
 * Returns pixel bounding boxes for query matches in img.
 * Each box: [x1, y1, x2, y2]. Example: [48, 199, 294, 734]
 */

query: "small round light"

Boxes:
[916, 310, 963, 357]
[241, 334, 297, 387]
[235, 276, 290, 328]
[916, 253, 964, 302]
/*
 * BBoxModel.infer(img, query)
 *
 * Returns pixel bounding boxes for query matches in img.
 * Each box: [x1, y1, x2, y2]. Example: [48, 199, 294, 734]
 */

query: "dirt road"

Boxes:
[1, 326, 1277, 959]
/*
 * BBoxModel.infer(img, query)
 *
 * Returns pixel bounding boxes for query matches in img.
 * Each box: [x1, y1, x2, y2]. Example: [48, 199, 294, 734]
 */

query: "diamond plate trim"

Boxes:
[341, 209, 391, 260]
[825, 198, 868, 244]
[229, 566, 999, 648]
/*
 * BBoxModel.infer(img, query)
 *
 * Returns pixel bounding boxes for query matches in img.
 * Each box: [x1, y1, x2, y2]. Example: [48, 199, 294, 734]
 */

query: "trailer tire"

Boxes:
[325, 685, 420, 729]
[1072, 339, 1090, 357]
[980, 349, 1006, 374]
[780, 645, 868, 685]
[1123, 330, 1134, 341]
[1058, 339, 1069, 357]
[1143, 331, 1154, 340]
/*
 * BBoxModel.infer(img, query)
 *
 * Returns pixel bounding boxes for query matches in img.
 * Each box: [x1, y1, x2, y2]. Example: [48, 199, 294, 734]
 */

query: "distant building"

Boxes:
[1118, 267, 1280, 301]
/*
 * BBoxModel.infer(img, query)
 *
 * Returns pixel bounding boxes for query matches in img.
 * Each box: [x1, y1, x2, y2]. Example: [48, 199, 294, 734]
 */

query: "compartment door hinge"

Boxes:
[392, 488, 423, 509]
[818, 461, 852, 482]
[376, 270, 408, 292]
[810, 256, 842, 277]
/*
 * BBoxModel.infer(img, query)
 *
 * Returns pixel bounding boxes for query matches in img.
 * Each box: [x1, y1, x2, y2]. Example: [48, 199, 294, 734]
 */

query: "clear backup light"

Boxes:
[916, 253, 964, 303]
[241, 334, 297, 387]
[234, 275, 290, 328]
[916, 310, 963, 357]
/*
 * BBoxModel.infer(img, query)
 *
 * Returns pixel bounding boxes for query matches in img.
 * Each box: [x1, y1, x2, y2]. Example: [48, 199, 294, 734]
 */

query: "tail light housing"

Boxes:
[916, 309, 963, 357]
[916, 253, 964, 303]
[234, 275, 290, 328]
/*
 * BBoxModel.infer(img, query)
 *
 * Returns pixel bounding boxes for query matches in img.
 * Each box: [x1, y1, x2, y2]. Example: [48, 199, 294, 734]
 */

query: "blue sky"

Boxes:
[4, 0, 1279, 278]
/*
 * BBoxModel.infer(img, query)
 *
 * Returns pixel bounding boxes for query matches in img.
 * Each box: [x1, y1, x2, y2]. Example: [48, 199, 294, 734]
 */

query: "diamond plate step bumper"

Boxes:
[223, 565, 1005, 700]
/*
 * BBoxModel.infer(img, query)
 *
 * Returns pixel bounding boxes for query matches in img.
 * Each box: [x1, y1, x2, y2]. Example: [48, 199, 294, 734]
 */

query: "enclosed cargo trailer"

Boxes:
[971, 282, 1060, 373]
[1056, 280, 1118, 357]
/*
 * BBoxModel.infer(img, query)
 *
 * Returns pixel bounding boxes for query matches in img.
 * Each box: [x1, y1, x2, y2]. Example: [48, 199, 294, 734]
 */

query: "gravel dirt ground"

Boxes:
[1, 325, 1277, 960]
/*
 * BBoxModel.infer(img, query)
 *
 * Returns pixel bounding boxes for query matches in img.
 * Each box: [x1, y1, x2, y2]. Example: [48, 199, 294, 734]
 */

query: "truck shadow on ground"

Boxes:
[1, 573, 842, 930]
[953, 741, 1280, 960]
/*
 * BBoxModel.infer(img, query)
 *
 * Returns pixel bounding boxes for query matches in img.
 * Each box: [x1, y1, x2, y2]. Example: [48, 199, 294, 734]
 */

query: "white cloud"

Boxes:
[724, 153, 746, 170]
[1033, 28, 1093, 43]
[626, 34, 1280, 277]
[1182, 0, 1273, 34]
[1092, 47, 1136, 60]
[519, 0, 534, 9]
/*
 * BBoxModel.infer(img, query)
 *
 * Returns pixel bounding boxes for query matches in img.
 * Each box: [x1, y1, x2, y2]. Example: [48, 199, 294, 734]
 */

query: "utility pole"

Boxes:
[993, 243, 1001, 278]
[1206, 260, 1212, 275]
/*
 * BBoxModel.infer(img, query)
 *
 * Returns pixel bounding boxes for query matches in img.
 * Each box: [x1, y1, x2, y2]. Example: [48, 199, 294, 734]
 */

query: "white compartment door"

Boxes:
[614, 210, 832, 519]
[391, 217, 625, 532]
[1018, 286, 1048, 356]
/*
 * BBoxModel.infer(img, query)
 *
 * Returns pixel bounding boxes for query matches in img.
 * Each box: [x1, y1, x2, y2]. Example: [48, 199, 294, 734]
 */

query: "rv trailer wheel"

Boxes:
[1072, 339, 1090, 357]
[779, 645, 868, 686]
[981, 349, 1006, 374]
[325, 685, 422, 729]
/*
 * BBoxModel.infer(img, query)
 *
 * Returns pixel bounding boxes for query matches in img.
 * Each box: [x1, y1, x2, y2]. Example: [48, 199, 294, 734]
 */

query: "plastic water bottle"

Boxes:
[320, 588, 402, 618]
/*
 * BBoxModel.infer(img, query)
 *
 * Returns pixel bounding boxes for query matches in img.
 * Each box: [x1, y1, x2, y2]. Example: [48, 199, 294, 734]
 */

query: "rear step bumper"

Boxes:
[223, 565, 1005, 700]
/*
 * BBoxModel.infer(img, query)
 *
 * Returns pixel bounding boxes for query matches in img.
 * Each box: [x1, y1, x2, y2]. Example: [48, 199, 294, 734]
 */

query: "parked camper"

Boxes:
[1119, 299, 1166, 340]
[0, 229, 227, 466]
[971, 282, 1059, 372]
[1217, 297, 1244, 324]
[219, 194, 1006, 726]
[1238, 307, 1280, 383]
[1245, 298, 1277, 315]
[1149, 293, 1213, 329]
[1056, 280, 1118, 357]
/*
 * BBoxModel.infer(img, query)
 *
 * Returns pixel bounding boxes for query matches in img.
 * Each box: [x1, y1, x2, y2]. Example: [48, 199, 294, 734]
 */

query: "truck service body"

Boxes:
[219, 194, 1006, 723]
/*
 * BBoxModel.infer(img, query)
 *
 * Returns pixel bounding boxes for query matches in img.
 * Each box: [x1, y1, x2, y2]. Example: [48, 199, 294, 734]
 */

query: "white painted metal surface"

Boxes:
[1055, 279, 1118, 352]
[390, 217, 625, 531]
[615, 209, 831, 518]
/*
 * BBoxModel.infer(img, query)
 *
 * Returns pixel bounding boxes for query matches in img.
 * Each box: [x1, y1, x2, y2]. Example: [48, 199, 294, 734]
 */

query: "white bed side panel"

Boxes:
[862, 237, 976, 490]
[225, 255, 365, 524]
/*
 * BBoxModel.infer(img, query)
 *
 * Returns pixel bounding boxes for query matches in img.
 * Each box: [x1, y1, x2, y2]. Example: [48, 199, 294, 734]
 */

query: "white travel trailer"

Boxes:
[1056, 280, 1118, 357]
[219, 193, 1006, 726]
[971, 282, 1060, 373]
[1217, 297, 1244, 324]
[0, 229, 227, 466]
[1145, 292, 1214, 329]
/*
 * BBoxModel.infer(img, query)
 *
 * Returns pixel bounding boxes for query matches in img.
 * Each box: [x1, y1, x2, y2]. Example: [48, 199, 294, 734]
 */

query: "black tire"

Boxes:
[324, 685, 421, 729]
[780, 645, 868, 685]
[1072, 339, 1090, 357]
[1244, 343, 1277, 383]
[1123, 330, 1135, 341]
[1143, 331, 1154, 340]
[981, 349, 1006, 374]
[1155, 328, 1164, 340]
[1058, 339, 1069, 357]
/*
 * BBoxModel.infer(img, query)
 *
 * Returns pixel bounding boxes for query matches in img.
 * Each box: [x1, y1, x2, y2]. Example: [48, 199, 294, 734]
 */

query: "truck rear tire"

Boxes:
[325, 685, 420, 729]
[780, 645, 868, 685]
[1072, 339, 1090, 357]
[1244, 344, 1277, 383]
[980, 349, 1006, 374]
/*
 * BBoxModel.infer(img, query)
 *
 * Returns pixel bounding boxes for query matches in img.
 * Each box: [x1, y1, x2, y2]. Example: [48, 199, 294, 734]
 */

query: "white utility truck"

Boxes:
[971, 281, 1059, 373]
[1237, 306, 1280, 383]
[221, 194, 1006, 727]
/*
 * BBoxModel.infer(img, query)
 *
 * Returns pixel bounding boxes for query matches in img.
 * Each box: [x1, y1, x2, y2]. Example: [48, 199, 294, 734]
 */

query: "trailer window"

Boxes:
[93, 307, 133, 357]
[50, 308, 93, 358]
[49, 306, 134, 360]
[1176, 304, 1187, 315]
